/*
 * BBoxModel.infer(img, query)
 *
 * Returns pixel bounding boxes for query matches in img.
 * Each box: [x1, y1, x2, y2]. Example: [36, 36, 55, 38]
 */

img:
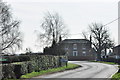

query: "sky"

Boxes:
[3, 0, 119, 53]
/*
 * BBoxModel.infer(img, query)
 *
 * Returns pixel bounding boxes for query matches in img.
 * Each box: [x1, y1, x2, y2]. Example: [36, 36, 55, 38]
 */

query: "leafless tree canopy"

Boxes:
[39, 12, 69, 47]
[82, 23, 114, 60]
[0, 1, 22, 53]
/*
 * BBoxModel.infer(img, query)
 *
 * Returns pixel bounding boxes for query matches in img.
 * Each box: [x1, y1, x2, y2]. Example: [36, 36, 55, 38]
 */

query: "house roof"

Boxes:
[113, 45, 120, 48]
[61, 39, 90, 43]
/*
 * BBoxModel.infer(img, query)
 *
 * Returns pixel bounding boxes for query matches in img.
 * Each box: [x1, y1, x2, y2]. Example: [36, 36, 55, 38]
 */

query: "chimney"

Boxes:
[90, 35, 92, 47]
[59, 35, 62, 42]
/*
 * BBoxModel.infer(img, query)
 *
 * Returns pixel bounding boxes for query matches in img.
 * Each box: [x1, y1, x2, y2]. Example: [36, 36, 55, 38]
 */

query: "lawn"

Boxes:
[21, 63, 81, 79]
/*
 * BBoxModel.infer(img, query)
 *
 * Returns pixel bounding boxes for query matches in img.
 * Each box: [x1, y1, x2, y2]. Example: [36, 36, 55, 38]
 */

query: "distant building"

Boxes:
[112, 45, 120, 59]
[60, 39, 96, 61]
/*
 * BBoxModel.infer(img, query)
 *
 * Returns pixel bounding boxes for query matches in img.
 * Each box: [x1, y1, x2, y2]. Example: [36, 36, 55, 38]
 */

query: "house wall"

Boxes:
[68, 56, 96, 61]
[61, 41, 96, 60]
[113, 46, 120, 56]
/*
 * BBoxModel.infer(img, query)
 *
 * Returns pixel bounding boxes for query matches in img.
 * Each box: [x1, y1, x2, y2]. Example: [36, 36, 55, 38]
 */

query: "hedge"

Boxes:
[2, 55, 30, 63]
[102, 57, 120, 65]
[2, 64, 16, 79]
[1, 55, 67, 79]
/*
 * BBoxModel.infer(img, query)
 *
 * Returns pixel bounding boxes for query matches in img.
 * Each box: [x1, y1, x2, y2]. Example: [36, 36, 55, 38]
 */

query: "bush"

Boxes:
[19, 55, 30, 62]
[20, 62, 28, 75]
[27, 61, 34, 73]
[2, 55, 68, 79]
[14, 64, 22, 79]
[2, 64, 16, 79]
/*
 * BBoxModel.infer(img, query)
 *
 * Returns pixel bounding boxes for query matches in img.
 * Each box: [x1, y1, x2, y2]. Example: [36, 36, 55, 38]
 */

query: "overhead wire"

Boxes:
[69, 17, 120, 35]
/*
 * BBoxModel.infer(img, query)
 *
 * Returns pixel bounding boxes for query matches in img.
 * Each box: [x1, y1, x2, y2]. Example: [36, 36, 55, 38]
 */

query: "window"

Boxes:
[82, 48, 86, 50]
[73, 51, 78, 56]
[82, 51, 86, 56]
[73, 44, 77, 50]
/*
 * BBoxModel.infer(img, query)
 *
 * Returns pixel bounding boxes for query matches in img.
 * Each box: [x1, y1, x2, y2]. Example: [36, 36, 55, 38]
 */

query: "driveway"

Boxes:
[32, 61, 118, 79]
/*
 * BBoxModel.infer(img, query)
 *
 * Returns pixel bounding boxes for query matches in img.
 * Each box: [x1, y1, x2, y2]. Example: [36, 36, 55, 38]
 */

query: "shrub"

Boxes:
[14, 64, 22, 79]
[2, 55, 68, 79]
[19, 55, 30, 62]
[20, 62, 28, 75]
[27, 61, 34, 73]
[2, 64, 16, 79]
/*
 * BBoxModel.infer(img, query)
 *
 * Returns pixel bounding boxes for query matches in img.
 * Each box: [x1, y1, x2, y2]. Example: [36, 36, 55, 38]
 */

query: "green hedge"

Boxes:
[2, 64, 16, 79]
[2, 55, 30, 63]
[2, 55, 67, 79]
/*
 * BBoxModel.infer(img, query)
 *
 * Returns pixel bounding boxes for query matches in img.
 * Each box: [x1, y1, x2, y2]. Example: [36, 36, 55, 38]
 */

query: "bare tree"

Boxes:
[82, 23, 114, 60]
[82, 31, 89, 40]
[38, 12, 69, 47]
[0, 1, 22, 53]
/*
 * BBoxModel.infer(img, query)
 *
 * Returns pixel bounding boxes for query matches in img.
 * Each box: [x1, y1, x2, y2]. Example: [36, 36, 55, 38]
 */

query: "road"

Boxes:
[33, 61, 118, 79]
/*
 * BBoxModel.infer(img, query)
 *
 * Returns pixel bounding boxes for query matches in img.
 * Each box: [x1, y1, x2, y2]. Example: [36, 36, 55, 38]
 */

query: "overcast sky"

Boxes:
[3, 0, 119, 53]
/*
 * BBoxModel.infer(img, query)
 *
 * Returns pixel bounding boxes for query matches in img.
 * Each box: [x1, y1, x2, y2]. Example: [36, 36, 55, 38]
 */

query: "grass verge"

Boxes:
[90, 60, 117, 65]
[112, 73, 120, 80]
[112, 65, 120, 80]
[21, 63, 81, 79]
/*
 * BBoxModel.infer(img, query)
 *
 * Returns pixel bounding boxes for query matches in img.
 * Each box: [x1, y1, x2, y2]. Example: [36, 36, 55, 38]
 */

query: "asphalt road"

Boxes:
[33, 61, 118, 79]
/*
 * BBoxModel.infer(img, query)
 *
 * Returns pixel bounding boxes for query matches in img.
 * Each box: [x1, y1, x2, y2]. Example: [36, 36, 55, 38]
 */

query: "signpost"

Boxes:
[60, 58, 68, 67]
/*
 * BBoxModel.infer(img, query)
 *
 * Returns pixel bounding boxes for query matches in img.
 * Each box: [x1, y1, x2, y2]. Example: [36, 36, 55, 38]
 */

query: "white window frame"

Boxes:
[82, 51, 86, 56]
[82, 48, 86, 50]
[73, 44, 77, 50]
[73, 51, 78, 56]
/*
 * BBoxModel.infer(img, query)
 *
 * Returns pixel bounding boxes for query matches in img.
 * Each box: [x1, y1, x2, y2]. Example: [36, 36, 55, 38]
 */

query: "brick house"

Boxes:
[112, 45, 120, 59]
[60, 39, 96, 61]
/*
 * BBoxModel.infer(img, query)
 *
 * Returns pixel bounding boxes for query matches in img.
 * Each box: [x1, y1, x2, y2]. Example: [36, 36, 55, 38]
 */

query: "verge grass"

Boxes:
[90, 60, 117, 65]
[112, 65, 120, 80]
[21, 63, 81, 79]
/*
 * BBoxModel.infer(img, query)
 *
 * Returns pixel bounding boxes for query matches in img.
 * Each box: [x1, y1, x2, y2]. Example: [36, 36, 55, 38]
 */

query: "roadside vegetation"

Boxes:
[90, 60, 117, 65]
[21, 63, 81, 79]
[112, 65, 120, 80]
[112, 73, 120, 80]
[3, 63, 80, 80]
